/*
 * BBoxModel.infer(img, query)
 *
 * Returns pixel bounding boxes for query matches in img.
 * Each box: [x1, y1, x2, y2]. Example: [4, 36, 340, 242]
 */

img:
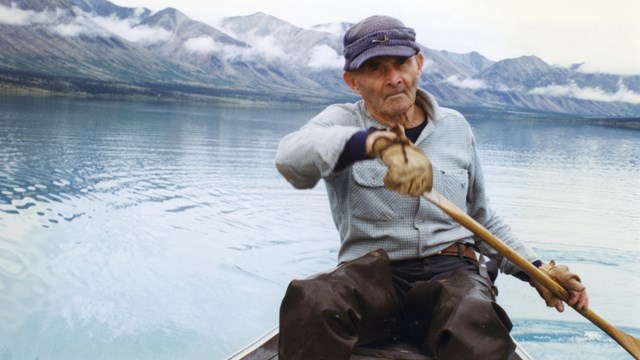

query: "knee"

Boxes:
[403, 272, 510, 349]
[281, 278, 354, 321]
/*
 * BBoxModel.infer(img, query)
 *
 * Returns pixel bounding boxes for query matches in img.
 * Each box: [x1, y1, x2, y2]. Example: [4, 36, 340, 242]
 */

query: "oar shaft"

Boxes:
[421, 190, 640, 359]
[424, 191, 569, 300]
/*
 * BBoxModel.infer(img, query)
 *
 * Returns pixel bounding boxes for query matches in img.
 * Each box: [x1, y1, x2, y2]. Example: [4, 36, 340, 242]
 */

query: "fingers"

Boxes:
[577, 290, 589, 310]
[567, 290, 579, 306]
[538, 287, 589, 313]
[406, 180, 419, 197]
[367, 131, 398, 157]
[546, 294, 564, 312]
[384, 170, 431, 197]
[390, 177, 430, 197]
[534, 282, 565, 312]
[407, 178, 429, 197]
[554, 301, 565, 313]
[545, 289, 589, 313]
[567, 289, 589, 310]
[555, 289, 589, 312]
[378, 139, 433, 196]
[539, 260, 588, 312]
[546, 262, 585, 292]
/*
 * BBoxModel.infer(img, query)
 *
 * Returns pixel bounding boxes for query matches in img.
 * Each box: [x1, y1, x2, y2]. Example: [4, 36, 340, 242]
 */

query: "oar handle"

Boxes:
[421, 190, 640, 359]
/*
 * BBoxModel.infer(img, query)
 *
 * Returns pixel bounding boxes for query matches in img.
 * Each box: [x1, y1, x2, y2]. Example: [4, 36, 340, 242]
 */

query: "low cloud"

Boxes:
[306, 44, 342, 69]
[575, 61, 639, 76]
[52, 9, 109, 37]
[183, 36, 245, 59]
[92, 14, 171, 45]
[0, 3, 60, 26]
[311, 23, 347, 39]
[184, 34, 286, 63]
[530, 82, 640, 104]
[53, 22, 98, 37]
[218, 24, 290, 63]
[184, 37, 343, 69]
[423, 58, 437, 73]
[445, 75, 489, 90]
[184, 36, 218, 54]
[0, 4, 170, 45]
[184, 35, 273, 64]
[249, 35, 286, 61]
[311, 23, 341, 35]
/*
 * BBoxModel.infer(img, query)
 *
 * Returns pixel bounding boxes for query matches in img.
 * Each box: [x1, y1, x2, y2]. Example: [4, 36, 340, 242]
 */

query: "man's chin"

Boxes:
[385, 93, 413, 106]
[384, 101, 412, 117]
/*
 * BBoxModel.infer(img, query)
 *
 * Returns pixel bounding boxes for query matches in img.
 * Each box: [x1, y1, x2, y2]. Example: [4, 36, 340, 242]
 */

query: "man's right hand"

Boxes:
[367, 126, 433, 197]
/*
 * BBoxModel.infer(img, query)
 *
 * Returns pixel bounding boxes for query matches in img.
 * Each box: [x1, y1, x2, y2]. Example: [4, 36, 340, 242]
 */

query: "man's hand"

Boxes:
[530, 260, 589, 312]
[367, 126, 432, 197]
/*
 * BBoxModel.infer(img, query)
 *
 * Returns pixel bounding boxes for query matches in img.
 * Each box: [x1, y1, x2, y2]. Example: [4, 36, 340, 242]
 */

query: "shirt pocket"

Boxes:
[349, 160, 401, 221]
[433, 168, 469, 211]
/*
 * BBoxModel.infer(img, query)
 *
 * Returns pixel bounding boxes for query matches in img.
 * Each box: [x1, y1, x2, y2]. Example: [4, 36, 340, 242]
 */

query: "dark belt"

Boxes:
[436, 243, 477, 262]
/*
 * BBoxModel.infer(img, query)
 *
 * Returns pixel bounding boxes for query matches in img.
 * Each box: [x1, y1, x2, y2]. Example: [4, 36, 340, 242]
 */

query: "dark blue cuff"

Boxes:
[334, 130, 371, 172]
[513, 260, 543, 282]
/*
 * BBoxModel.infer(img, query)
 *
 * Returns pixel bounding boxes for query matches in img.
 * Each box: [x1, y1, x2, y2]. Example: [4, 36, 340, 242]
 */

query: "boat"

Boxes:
[226, 326, 535, 360]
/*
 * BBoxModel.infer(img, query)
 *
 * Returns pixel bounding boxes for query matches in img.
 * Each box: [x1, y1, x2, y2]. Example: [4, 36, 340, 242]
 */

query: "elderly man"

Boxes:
[274, 15, 588, 359]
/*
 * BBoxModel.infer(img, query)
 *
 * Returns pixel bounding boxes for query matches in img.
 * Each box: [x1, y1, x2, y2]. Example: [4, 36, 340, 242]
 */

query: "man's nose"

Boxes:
[386, 68, 402, 86]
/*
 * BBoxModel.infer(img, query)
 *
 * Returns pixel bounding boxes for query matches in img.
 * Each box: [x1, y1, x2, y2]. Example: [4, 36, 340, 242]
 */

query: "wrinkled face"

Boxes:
[343, 53, 424, 123]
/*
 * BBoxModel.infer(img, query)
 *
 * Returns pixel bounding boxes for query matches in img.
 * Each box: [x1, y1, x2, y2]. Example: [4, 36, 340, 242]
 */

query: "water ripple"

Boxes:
[1, 97, 638, 360]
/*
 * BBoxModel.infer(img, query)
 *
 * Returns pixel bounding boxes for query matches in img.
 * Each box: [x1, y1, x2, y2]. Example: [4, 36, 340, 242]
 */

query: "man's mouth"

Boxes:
[386, 92, 406, 100]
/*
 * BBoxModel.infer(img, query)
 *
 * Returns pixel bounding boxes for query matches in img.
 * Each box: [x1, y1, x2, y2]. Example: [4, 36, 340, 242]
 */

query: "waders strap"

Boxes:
[478, 252, 489, 279]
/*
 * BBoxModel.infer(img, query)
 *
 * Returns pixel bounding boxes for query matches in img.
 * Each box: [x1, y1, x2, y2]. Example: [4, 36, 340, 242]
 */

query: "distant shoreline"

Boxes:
[2, 87, 639, 130]
[580, 117, 640, 130]
[0, 71, 351, 109]
[0, 81, 330, 110]
[455, 105, 640, 130]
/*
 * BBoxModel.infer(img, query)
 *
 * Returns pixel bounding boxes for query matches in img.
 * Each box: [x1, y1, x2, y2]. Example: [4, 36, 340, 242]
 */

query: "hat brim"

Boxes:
[346, 45, 419, 71]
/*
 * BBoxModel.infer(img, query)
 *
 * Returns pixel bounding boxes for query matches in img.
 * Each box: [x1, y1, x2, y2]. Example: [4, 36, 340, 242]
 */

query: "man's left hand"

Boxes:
[531, 260, 589, 312]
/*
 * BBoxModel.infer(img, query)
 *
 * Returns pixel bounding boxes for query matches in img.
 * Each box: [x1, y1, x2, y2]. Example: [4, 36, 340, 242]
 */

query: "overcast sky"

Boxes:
[109, 0, 640, 75]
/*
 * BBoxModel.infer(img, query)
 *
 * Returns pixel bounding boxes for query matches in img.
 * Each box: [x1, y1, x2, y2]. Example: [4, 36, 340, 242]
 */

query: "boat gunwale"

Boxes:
[225, 326, 535, 360]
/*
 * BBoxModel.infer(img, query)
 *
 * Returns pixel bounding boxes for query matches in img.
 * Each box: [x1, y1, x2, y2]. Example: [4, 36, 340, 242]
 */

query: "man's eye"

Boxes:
[366, 62, 381, 71]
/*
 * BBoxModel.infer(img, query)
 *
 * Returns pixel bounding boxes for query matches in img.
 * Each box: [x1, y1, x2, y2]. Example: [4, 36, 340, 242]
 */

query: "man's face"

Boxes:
[343, 53, 424, 123]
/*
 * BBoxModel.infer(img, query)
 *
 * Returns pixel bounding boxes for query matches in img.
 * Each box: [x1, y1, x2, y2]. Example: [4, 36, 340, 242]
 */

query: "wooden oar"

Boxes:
[421, 189, 640, 359]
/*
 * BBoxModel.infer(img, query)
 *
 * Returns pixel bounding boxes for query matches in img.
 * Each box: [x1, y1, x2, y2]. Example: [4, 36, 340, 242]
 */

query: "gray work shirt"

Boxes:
[275, 89, 540, 275]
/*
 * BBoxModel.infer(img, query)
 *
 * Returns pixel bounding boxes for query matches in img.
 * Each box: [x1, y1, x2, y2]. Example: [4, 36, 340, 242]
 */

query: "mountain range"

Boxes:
[1, 0, 640, 117]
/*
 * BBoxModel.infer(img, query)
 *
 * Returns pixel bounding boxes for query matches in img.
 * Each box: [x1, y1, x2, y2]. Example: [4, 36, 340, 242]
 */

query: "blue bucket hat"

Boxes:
[343, 15, 420, 71]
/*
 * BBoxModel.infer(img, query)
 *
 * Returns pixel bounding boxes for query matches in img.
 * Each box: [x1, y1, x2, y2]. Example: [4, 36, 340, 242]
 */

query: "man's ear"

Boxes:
[415, 52, 425, 73]
[342, 71, 361, 95]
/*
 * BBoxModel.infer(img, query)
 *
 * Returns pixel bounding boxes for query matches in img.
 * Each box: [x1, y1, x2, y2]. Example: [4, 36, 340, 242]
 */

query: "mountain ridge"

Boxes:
[1, 0, 639, 116]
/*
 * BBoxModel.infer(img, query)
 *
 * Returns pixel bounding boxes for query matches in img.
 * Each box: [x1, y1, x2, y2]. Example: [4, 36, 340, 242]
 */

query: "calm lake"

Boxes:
[0, 95, 638, 359]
